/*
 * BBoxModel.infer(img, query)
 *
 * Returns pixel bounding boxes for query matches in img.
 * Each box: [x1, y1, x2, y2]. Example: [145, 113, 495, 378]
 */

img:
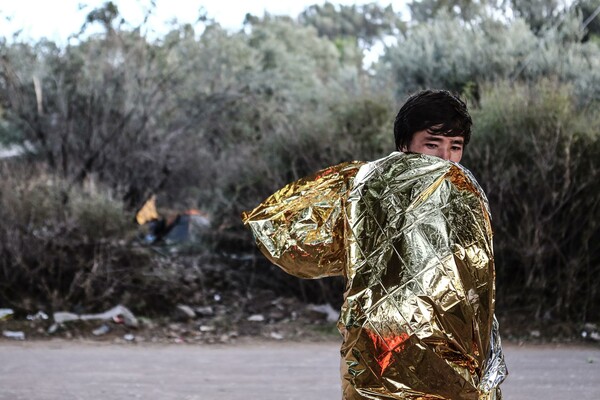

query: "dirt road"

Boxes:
[1, 340, 598, 399]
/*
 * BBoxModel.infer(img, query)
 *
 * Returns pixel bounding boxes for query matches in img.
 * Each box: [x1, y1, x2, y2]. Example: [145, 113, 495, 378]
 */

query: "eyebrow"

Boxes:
[423, 134, 464, 145]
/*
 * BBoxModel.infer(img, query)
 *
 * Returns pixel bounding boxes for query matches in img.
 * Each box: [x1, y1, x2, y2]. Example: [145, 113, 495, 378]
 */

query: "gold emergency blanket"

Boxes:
[242, 152, 507, 399]
[242, 161, 364, 279]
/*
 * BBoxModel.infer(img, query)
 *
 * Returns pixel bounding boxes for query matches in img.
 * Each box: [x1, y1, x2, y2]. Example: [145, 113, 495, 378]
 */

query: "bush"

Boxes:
[0, 164, 219, 314]
[380, 12, 600, 104]
[0, 163, 332, 315]
[463, 80, 600, 323]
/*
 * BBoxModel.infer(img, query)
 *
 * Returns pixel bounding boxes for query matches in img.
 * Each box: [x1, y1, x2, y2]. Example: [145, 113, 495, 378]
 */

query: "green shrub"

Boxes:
[463, 80, 600, 322]
[0, 166, 155, 312]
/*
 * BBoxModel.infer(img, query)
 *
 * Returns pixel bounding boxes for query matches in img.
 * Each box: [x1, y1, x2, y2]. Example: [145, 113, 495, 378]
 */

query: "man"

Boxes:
[394, 90, 470, 163]
[243, 90, 507, 399]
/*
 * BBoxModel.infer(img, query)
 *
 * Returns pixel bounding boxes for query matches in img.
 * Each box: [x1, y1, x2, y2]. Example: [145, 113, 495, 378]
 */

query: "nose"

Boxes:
[438, 146, 451, 161]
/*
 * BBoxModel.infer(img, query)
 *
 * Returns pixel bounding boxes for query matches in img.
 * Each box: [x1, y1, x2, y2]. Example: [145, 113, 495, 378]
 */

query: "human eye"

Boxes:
[451, 146, 462, 151]
[425, 143, 437, 149]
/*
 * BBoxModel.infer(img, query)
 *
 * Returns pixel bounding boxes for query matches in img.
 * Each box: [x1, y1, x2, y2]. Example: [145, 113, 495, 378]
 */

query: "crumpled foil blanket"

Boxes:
[243, 152, 507, 399]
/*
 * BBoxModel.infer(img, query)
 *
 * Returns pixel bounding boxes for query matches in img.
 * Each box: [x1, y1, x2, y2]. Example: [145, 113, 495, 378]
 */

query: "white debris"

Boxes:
[53, 305, 138, 328]
[307, 304, 340, 323]
[2, 330, 25, 340]
[53, 312, 79, 323]
[195, 306, 215, 317]
[0, 141, 34, 159]
[47, 323, 60, 334]
[0, 309, 14, 321]
[247, 314, 265, 322]
[269, 332, 284, 340]
[199, 325, 215, 332]
[92, 324, 111, 336]
[175, 304, 196, 319]
[581, 323, 599, 342]
[27, 311, 49, 321]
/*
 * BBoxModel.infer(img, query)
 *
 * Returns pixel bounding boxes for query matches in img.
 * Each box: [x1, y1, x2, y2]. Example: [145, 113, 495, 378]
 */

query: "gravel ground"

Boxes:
[0, 340, 599, 399]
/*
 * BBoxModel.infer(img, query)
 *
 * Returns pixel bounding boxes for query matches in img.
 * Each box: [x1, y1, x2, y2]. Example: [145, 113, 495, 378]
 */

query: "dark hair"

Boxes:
[393, 90, 472, 150]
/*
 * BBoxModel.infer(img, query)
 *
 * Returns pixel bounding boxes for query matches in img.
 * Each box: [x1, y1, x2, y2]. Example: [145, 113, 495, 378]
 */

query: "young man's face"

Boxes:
[402, 127, 464, 163]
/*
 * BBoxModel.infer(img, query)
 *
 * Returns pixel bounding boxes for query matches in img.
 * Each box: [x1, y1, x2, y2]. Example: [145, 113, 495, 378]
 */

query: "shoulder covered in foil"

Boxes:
[242, 161, 364, 279]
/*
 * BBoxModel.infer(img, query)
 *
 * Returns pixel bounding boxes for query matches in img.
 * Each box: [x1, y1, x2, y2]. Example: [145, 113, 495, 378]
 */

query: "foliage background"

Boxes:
[1, 0, 599, 334]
